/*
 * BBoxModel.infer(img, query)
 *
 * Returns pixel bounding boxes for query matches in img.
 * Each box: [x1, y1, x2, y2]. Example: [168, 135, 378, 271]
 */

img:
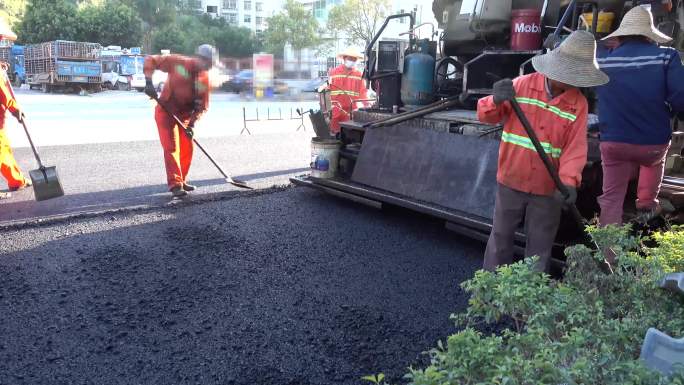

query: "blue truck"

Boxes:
[101, 46, 144, 90]
[25, 40, 102, 93]
[0, 44, 25, 86]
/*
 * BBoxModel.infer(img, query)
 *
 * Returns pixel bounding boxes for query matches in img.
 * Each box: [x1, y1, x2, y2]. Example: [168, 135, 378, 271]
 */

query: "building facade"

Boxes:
[191, 0, 283, 33]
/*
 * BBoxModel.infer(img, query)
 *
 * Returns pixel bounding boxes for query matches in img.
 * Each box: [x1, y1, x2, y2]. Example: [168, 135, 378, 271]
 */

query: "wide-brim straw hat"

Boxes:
[0, 18, 17, 41]
[532, 30, 609, 88]
[337, 48, 363, 60]
[603, 6, 672, 44]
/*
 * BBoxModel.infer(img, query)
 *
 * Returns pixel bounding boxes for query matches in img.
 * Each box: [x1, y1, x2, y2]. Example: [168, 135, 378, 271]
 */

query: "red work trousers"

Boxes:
[598, 141, 670, 225]
[0, 127, 27, 190]
[155, 106, 194, 190]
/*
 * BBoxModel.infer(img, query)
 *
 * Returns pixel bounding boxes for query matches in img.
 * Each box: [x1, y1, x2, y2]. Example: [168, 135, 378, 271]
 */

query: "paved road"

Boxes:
[6, 88, 318, 147]
[0, 187, 483, 385]
[0, 90, 319, 224]
[0, 88, 487, 385]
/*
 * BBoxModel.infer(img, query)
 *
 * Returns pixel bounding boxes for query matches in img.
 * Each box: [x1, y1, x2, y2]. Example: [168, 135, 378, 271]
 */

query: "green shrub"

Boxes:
[405, 226, 684, 385]
[648, 226, 684, 273]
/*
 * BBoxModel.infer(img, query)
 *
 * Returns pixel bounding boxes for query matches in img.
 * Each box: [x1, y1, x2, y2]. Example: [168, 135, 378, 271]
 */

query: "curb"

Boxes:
[0, 185, 293, 232]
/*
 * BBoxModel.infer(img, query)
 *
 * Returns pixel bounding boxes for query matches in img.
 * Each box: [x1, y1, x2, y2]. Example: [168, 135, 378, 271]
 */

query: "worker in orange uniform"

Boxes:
[144, 44, 216, 197]
[0, 18, 30, 199]
[477, 31, 609, 273]
[327, 48, 368, 137]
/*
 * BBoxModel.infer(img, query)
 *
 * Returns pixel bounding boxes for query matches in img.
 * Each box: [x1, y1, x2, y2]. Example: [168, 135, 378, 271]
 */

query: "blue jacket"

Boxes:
[596, 40, 684, 145]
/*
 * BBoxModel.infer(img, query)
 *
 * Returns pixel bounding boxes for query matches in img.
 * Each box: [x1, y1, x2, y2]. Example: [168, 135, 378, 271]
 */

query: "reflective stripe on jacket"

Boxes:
[328, 64, 368, 133]
[596, 41, 684, 145]
[477, 73, 588, 196]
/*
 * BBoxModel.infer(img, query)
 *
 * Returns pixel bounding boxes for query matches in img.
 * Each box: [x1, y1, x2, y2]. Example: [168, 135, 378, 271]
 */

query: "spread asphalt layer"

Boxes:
[0, 187, 484, 385]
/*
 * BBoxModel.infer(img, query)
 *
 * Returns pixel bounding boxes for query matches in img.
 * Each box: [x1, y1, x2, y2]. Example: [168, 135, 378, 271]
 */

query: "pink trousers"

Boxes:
[598, 141, 670, 225]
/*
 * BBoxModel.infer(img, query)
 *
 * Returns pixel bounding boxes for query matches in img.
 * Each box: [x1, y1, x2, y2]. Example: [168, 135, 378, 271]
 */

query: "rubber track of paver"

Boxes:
[0, 188, 483, 385]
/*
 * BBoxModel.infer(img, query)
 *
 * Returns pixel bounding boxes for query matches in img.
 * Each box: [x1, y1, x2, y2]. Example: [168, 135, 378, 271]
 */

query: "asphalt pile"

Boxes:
[0, 188, 483, 385]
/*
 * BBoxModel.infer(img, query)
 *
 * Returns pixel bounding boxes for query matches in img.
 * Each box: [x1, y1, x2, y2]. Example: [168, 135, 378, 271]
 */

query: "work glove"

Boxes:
[192, 99, 204, 114]
[554, 185, 577, 206]
[184, 121, 195, 139]
[492, 79, 515, 105]
[144, 78, 157, 99]
[12, 109, 25, 124]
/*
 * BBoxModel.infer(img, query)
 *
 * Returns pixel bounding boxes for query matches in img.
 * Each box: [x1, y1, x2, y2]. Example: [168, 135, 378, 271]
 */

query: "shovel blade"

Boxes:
[29, 166, 64, 201]
[226, 177, 252, 190]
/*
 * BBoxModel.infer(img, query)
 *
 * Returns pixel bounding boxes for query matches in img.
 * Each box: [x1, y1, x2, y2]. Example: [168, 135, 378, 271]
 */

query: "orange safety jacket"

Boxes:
[0, 64, 20, 128]
[477, 73, 588, 196]
[328, 64, 368, 134]
[143, 54, 210, 120]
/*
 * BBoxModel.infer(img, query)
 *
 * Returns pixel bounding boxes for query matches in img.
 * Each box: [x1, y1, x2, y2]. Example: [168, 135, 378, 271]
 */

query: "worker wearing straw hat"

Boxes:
[0, 17, 30, 199]
[595, 6, 684, 226]
[327, 48, 368, 136]
[478, 31, 609, 273]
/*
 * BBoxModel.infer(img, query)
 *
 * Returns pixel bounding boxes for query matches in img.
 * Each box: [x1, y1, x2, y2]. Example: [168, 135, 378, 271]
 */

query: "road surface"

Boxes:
[0, 89, 486, 384]
[0, 90, 318, 224]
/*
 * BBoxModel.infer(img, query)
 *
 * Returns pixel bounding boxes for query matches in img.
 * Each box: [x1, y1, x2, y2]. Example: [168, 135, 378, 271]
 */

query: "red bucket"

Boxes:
[510, 9, 542, 51]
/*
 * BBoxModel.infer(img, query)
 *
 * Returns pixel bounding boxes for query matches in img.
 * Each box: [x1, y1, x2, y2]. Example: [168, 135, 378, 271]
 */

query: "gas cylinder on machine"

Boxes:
[401, 39, 436, 107]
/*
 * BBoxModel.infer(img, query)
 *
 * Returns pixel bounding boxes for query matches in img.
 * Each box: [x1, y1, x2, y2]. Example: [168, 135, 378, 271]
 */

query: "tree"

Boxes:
[17, 0, 80, 43]
[152, 14, 259, 58]
[263, 0, 322, 57]
[130, 0, 176, 54]
[76, 2, 143, 47]
[0, 0, 27, 28]
[326, 0, 391, 48]
[213, 25, 259, 58]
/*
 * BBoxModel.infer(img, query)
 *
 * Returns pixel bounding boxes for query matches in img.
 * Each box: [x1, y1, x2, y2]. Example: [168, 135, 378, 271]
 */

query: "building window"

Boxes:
[313, 0, 327, 19]
[244, 0, 251, 10]
[207, 5, 218, 13]
[244, 14, 251, 23]
[399, 9, 406, 23]
[222, 0, 237, 10]
[227, 13, 238, 24]
[255, 2, 263, 12]
[256, 16, 264, 26]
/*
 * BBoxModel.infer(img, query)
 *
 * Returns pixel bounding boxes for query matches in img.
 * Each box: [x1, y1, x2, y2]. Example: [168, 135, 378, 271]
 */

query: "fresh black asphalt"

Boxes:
[0, 187, 483, 384]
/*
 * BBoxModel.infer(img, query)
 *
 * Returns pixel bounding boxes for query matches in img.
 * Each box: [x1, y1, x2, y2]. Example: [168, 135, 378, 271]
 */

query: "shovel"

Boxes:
[152, 96, 252, 190]
[20, 119, 64, 201]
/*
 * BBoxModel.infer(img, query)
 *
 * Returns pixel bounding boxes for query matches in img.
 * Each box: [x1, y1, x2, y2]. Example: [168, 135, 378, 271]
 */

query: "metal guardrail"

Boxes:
[241, 106, 306, 135]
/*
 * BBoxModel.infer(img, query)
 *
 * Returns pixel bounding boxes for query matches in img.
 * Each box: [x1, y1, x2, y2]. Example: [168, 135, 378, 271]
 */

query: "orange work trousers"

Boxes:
[0, 127, 27, 190]
[154, 106, 194, 190]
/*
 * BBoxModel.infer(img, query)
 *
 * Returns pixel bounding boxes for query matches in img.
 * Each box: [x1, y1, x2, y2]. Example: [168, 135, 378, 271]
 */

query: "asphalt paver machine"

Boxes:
[292, 0, 684, 257]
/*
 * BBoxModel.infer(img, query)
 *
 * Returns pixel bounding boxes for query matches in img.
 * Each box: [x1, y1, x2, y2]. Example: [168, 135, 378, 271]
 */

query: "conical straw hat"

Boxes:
[603, 6, 672, 44]
[532, 30, 609, 88]
[337, 48, 363, 60]
[0, 17, 17, 41]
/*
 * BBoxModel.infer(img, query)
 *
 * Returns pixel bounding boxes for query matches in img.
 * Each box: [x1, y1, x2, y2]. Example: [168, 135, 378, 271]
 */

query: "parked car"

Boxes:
[303, 76, 328, 92]
[133, 69, 167, 92]
[131, 72, 146, 91]
[223, 69, 253, 93]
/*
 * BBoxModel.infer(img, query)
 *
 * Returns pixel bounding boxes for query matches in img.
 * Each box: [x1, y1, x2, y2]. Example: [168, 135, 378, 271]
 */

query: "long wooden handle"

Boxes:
[509, 99, 585, 225]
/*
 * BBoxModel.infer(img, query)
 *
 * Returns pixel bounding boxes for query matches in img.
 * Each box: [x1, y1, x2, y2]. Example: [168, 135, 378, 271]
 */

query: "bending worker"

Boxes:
[144, 44, 217, 198]
[477, 31, 609, 272]
[596, 6, 684, 226]
[327, 48, 368, 137]
[0, 18, 30, 199]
